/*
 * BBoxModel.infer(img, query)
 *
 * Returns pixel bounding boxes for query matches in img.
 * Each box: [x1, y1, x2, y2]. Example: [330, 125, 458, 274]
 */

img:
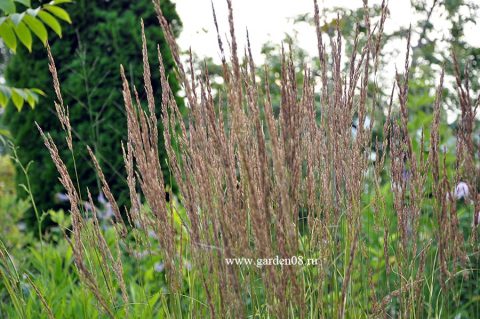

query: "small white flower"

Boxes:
[17, 222, 26, 231]
[454, 182, 469, 200]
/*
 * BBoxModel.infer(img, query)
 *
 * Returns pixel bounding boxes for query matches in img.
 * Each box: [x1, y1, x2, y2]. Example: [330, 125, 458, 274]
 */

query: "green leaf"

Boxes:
[148, 292, 160, 308]
[0, 21, 17, 52]
[37, 10, 61, 37]
[22, 14, 47, 45]
[31, 88, 45, 96]
[0, 85, 40, 110]
[44, 5, 71, 23]
[0, 0, 16, 14]
[0, 84, 12, 99]
[0, 129, 11, 137]
[11, 88, 38, 111]
[26, 88, 39, 107]
[13, 21, 32, 51]
[14, 86, 28, 100]
[14, 0, 30, 6]
[0, 90, 8, 107]
[25, 90, 38, 108]
[11, 88, 24, 111]
[50, 0, 72, 4]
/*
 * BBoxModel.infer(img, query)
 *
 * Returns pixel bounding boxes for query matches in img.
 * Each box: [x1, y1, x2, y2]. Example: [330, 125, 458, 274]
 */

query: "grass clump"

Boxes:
[2, 0, 480, 318]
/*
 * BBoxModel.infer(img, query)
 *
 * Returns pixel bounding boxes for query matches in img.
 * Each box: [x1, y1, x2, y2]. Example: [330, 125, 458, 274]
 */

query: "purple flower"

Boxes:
[402, 169, 410, 182]
[97, 192, 107, 205]
[454, 182, 469, 200]
[54, 193, 69, 203]
[148, 230, 158, 239]
[83, 202, 94, 212]
[98, 203, 114, 220]
[154, 262, 165, 273]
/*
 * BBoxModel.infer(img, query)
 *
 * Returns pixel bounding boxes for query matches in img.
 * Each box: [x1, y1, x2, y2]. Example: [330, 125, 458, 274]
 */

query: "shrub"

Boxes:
[3, 0, 183, 223]
[0, 154, 31, 250]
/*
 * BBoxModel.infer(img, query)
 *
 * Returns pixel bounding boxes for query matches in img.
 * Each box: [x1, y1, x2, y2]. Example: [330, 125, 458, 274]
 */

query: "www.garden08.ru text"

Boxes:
[225, 256, 319, 268]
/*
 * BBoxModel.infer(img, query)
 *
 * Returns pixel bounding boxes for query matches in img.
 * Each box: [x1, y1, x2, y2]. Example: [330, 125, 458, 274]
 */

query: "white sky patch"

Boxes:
[174, 0, 412, 62]
[173, 0, 479, 125]
[173, 0, 477, 75]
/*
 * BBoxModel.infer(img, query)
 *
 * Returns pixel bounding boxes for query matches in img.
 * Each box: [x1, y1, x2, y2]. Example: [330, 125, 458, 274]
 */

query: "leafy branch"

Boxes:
[0, 0, 72, 110]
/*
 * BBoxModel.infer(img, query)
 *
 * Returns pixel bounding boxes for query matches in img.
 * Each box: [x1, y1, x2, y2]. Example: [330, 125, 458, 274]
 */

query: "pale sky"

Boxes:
[173, 0, 479, 71]
[172, 0, 479, 125]
[174, 0, 408, 62]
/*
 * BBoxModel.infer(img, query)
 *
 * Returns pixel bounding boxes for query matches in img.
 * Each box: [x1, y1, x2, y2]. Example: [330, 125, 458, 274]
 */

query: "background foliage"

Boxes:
[2, 0, 183, 224]
[0, 0, 72, 110]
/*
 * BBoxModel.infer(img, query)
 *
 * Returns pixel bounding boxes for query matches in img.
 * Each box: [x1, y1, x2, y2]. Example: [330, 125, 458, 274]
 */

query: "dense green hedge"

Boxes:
[3, 0, 183, 223]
